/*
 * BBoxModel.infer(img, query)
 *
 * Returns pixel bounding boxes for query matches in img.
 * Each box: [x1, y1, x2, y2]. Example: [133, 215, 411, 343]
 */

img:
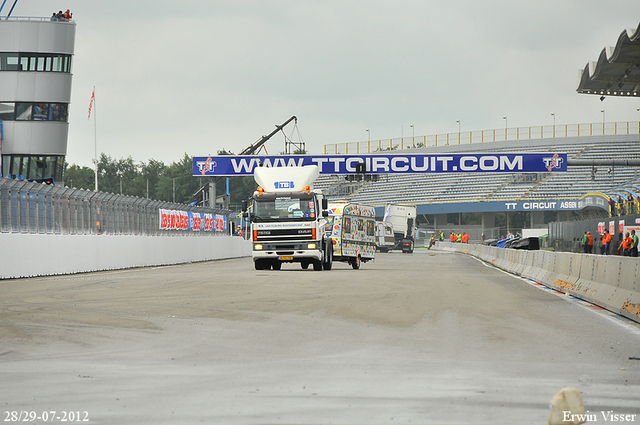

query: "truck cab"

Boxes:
[243, 165, 333, 271]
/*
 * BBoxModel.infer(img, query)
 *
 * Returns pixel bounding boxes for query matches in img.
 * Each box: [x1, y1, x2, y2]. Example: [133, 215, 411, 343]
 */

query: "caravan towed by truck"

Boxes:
[242, 165, 334, 271]
[326, 202, 376, 269]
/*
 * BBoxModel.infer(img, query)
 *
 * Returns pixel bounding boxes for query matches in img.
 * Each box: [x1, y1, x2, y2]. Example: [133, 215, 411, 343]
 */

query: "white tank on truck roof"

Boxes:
[254, 165, 320, 193]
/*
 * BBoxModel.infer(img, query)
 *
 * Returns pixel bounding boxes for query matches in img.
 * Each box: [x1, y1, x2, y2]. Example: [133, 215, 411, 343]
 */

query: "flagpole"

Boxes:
[92, 86, 98, 192]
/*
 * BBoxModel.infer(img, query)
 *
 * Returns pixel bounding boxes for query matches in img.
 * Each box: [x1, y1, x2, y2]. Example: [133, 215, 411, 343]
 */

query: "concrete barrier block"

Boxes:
[502, 249, 517, 274]
[537, 251, 559, 286]
[512, 250, 526, 275]
[605, 257, 640, 322]
[505, 249, 522, 275]
[553, 253, 582, 292]
[520, 249, 537, 279]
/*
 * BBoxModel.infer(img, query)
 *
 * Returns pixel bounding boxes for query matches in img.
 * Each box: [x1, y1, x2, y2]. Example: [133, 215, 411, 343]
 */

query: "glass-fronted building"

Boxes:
[0, 17, 75, 183]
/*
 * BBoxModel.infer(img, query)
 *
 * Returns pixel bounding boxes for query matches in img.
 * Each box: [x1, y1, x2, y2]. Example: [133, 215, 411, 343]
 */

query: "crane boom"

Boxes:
[239, 116, 297, 155]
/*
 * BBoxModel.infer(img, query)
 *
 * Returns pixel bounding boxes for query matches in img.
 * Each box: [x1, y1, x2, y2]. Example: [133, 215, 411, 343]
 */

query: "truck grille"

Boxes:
[254, 228, 313, 242]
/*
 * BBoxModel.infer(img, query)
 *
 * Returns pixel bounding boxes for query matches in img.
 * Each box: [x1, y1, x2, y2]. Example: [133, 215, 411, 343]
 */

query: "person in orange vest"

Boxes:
[461, 232, 470, 243]
[601, 230, 612, 255]
[587, 231, 593, 254]
[450, 232, 457, 243]
[619, 231, 633, 256]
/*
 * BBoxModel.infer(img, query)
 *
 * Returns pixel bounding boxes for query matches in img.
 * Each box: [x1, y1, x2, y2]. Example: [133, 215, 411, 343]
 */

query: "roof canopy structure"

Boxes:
[577, 22, 640, 98]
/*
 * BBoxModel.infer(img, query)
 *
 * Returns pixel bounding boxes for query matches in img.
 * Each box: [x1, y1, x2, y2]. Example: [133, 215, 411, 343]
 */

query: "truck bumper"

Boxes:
[253, 242, 323, 263]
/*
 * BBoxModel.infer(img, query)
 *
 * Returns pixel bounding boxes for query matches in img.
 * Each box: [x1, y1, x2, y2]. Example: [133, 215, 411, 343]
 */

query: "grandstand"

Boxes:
[316, 133, 640, 223]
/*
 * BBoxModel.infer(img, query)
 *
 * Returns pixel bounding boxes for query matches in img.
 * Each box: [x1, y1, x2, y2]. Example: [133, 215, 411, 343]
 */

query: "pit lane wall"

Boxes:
[0, 233, 252, 279]
[435, 242, 640, 324]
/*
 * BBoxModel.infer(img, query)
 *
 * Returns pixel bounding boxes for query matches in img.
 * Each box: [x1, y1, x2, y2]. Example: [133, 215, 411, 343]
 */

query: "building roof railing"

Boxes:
[323, 121, 640, 154]
[1, 16, 74, 22]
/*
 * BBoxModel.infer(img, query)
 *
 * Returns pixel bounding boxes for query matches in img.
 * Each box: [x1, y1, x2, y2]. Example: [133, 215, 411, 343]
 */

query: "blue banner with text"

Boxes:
[192, 153, 567, 176]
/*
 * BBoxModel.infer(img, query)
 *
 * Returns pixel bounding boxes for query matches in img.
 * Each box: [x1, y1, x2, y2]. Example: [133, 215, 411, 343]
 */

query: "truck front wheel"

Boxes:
[323, 242, 333, 270]
[312, 260, 323, 271]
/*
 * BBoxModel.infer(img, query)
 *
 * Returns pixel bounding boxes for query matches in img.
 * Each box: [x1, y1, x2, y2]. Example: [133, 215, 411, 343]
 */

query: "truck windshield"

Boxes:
[253, 193, 318, 222]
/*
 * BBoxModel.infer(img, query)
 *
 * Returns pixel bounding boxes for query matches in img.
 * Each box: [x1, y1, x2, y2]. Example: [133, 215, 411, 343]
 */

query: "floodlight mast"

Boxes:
[239, 116, 297, 155]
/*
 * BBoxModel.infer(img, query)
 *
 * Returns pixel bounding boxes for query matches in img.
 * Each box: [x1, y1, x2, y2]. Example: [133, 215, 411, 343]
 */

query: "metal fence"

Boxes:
[323, 121, 640, 154]
[0, 178, 231, 236]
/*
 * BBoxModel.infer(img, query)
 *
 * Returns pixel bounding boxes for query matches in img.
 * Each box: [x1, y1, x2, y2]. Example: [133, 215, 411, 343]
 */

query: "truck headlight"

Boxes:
[307, 243, 317, 249]
[254, 244, 263, 250]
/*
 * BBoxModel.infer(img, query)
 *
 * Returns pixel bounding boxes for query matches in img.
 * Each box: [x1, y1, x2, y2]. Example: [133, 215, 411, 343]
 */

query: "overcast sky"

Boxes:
[10, 1, 640, 167]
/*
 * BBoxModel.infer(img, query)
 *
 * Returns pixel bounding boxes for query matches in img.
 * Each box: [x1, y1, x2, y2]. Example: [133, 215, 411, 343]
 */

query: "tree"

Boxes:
[63, 163, 94, 190]
[156, 153, 201, 204]
[136, 158, 165, 199]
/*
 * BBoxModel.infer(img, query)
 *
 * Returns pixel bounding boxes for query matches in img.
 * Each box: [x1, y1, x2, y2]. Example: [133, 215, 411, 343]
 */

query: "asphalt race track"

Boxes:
[1, 250, 639, 424]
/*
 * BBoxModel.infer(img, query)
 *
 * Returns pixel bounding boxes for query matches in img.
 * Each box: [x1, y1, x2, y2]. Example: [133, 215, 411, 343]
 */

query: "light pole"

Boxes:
[503, 116, 507, 140]
[456, 119, 460, 144]
[366, 128, 370, 143]
[410, 124, 414, 148]
[551, 113, 555, 137]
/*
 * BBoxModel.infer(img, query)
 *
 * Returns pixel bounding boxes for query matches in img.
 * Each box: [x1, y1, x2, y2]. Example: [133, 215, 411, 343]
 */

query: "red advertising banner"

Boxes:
[158, 209, 226, 232]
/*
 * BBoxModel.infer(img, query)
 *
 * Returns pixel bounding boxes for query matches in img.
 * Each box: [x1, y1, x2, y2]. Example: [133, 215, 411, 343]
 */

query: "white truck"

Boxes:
[242, 165, 333, 271]
[375, 221, 395, 252]
[326, 202, 376, 269]
[381, 204, 418, 253]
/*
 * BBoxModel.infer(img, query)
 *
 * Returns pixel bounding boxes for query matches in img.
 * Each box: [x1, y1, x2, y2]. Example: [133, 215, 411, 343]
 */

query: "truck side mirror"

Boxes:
[241, 199, 247, 212]
[322, 198, 328, 210]
[323, 210, 329, 218]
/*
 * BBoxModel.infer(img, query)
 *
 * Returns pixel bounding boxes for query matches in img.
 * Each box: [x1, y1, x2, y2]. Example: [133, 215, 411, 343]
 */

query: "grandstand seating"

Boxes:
[318, 135, 640, 208]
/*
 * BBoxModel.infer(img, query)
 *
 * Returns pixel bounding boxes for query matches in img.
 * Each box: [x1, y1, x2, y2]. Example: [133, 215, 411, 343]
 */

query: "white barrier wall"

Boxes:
[0, 233, 252, 279]
[436, 242, 640, 324]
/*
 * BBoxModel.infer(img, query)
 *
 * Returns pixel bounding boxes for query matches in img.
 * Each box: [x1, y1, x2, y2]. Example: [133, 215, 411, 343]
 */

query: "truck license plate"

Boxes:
[278, 256, 293, 261]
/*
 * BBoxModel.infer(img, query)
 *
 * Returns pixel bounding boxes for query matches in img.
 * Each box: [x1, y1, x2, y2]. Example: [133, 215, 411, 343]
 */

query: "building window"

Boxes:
[50, 104, 68, 121]
[15, 103, 32, 120]
[1, 154, 64, 182]
[0, 102, 69, 122]
[34, 103, 49, 120]
[0, 102, 14, 120]
[0, 52, 72, 73]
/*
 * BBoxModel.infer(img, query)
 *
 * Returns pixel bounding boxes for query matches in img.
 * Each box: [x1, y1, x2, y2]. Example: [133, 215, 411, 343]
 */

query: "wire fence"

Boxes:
[0, 178, 232, 236]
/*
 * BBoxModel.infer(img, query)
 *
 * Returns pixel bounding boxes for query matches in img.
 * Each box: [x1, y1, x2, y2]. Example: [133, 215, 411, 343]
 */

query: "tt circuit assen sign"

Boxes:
[192, 153, 567, 176]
